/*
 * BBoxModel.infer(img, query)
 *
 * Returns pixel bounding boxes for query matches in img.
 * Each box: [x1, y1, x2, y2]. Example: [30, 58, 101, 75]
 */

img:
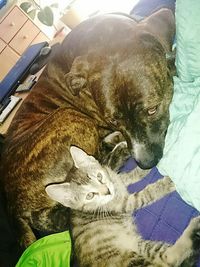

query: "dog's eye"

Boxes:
[147, 106, 158, 116]
[86, 192, 95, 200]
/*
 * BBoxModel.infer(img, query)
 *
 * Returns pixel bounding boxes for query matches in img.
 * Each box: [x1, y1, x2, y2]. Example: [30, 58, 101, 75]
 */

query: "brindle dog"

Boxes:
[0, 9, 175, 249]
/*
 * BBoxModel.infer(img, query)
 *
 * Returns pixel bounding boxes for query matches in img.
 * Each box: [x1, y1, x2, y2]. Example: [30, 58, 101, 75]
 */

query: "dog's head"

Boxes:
[65, 9, 175, 169]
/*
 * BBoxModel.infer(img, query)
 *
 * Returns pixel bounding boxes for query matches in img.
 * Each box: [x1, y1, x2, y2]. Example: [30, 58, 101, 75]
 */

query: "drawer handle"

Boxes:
[9, 22, 15, 27]
[23, 35, 28, 39]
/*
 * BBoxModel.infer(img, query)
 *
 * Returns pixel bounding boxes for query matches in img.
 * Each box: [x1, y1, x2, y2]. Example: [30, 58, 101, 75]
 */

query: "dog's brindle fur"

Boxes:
[0, 9, 175, 249]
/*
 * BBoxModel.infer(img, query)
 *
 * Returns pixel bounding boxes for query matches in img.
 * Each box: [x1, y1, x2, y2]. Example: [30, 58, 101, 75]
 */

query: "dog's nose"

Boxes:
[135, 143, 163, 169]
[136, 158, 159, 170]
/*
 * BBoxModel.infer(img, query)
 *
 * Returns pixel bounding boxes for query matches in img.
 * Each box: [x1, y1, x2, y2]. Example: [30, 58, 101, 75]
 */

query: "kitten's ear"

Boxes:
[70, 146, 97, 169]
[45, 183, 71, 207]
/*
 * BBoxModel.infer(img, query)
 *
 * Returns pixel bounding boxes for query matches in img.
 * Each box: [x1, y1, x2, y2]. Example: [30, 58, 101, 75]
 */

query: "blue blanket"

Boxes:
[120, 158, 200, 266]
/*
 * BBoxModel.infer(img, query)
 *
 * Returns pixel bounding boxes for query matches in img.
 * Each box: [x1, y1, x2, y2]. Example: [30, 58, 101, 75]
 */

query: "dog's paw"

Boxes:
[102, 131, 125, 151]
[105, 141, 131, 171]
[100, 131, 131, 170]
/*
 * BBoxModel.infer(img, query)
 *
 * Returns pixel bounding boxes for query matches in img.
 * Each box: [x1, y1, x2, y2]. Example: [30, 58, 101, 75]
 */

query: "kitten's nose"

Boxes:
[99, 185, 111, 195]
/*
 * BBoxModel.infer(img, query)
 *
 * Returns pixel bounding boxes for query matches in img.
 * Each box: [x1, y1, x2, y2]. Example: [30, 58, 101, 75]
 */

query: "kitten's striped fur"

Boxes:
[46, 147, 200, 267]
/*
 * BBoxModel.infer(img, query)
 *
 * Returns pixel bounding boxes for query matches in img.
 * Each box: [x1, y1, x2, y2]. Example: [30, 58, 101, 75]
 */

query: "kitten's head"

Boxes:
[46, 146, 115, 211]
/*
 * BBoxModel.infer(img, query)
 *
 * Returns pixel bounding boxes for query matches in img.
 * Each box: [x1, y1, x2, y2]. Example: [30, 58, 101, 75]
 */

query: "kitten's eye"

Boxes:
[86, 192, 95, 200]
[97, 172, 103, 182]
[147, 106, 158, 116]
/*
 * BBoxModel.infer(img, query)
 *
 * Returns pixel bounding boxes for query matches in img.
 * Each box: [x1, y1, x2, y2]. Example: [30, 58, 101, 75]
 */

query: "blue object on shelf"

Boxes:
[0, 0, 7, 9]
[0, 41, 48, 112]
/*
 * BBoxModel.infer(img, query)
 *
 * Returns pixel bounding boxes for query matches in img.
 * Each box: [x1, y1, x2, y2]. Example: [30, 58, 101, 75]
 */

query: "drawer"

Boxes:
[9, 20, 40, 55]
[31, 32, 50, 45]
[0, 38, 6, 53]
[0, 6, 28, 43]
[0, 46, 20, 81]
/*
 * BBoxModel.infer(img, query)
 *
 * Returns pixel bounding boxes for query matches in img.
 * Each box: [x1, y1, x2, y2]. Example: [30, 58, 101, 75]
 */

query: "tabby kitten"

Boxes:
[46, 147, 200, 267]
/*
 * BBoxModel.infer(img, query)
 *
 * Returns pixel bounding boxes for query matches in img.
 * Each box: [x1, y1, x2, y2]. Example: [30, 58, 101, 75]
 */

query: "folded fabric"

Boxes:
[158, 0, 200, 211]
[158, 77, 200, 210]
[175, 0, 200, 82]
[16, 231, 71, 267]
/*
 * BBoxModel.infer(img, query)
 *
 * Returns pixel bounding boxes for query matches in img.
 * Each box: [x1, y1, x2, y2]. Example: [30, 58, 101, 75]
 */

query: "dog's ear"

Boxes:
[65, 53, 107, 96]
[140, 8, 175, 52]
[65, 56, 89, 96]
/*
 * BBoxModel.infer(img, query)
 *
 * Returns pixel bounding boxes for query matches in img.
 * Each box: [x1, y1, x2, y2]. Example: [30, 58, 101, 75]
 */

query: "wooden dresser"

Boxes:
[0, 5, 50, 81]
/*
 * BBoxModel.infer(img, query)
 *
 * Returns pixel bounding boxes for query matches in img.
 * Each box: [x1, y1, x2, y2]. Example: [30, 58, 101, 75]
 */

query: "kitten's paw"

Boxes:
[161, 176, 175, 193]
[163, 216, 200, 266]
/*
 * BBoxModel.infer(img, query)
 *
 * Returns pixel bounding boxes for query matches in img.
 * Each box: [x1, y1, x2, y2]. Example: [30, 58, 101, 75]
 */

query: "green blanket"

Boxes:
[16, 231, 71, 267]
[158, 0, 200, 211]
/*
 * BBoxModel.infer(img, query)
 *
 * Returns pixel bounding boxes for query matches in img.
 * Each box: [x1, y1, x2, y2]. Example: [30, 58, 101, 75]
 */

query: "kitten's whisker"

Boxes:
[100, 207, 103, 220]
[97, 207, 101, 220]
[102, 207, 106, 220]
[92, 210, 96, 220]
[104, 205, 114, 220]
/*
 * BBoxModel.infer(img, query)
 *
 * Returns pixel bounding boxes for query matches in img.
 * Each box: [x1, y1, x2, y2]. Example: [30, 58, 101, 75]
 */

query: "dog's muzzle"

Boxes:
[133, 143, 164, 169]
